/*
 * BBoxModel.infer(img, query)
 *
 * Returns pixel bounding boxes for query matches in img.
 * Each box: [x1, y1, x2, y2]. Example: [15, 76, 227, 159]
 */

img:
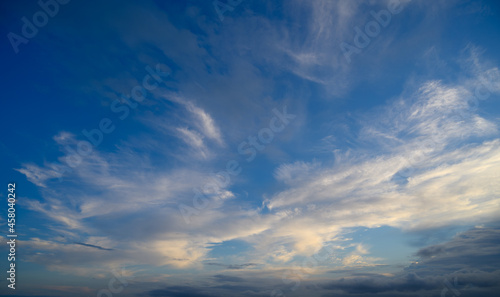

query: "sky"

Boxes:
[1, 0, 500, 296]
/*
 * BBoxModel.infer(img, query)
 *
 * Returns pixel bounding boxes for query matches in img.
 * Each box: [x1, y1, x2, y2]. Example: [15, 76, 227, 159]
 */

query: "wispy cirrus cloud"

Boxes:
[259, 60, 500, 261]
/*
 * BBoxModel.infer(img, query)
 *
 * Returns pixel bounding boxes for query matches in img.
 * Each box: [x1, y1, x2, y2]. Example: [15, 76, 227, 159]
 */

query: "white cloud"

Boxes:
[176, 127, 212, 159]
[274, 160, 320, 185]
[260, 65, 500, 259]
[184, 101, 225, 146]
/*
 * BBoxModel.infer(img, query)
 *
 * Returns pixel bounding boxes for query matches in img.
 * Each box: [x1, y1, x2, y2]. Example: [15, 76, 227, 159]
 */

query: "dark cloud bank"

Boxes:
[142, 226, 500, 297]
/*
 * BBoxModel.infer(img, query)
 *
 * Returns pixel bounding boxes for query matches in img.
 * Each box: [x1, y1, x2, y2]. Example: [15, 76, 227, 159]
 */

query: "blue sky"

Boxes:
[1, 0, 500, 296]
